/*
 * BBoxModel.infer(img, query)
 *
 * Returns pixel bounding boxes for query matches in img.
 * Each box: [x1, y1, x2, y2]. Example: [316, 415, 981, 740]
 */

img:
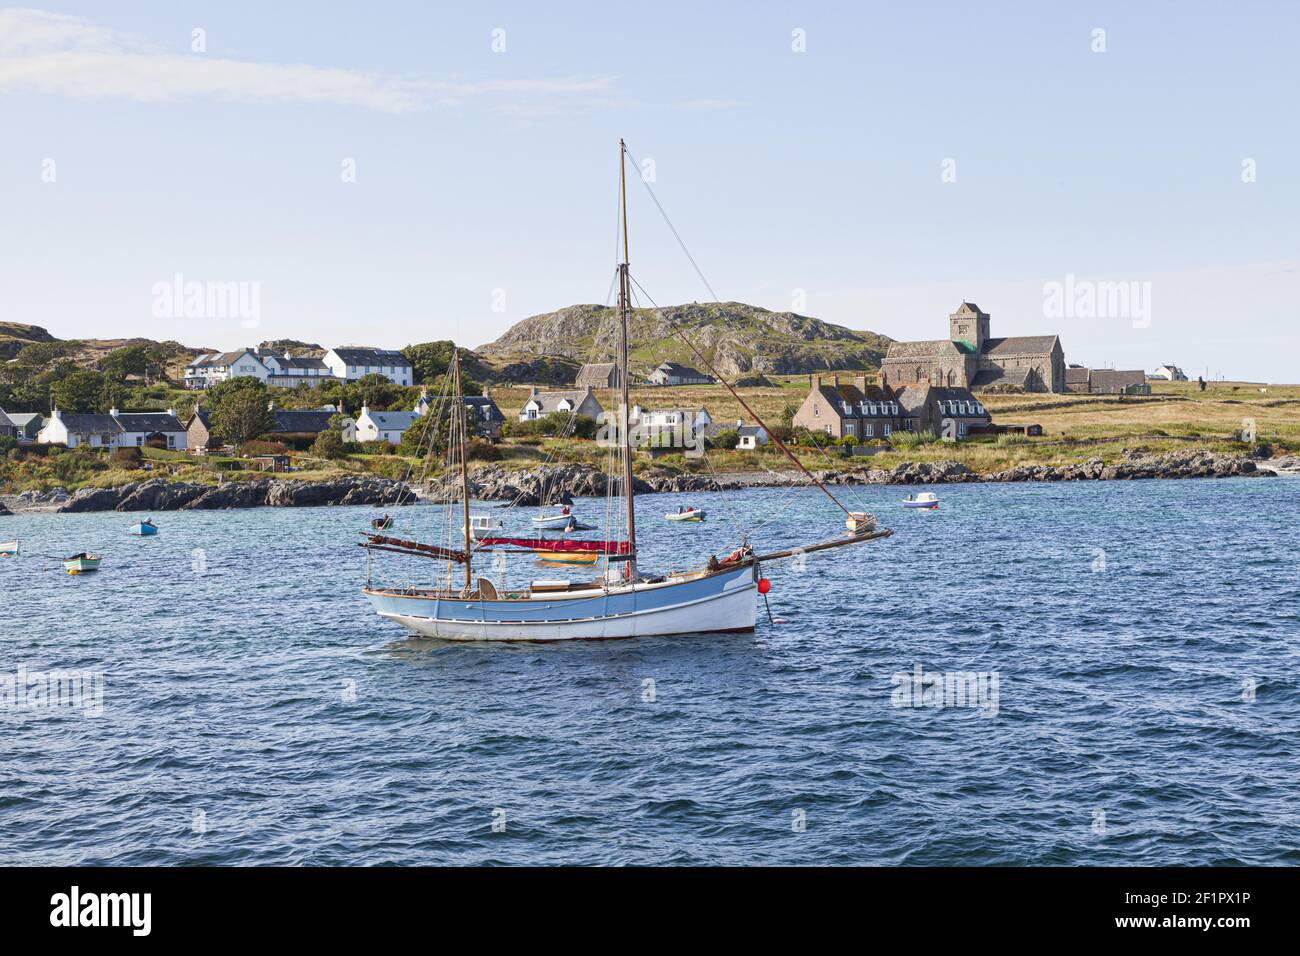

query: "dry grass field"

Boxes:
[488, 377, 1300, 477]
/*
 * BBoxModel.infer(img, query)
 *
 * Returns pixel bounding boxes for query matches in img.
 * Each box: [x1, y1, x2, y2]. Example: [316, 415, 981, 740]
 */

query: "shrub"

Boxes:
[465, 438, 501, 462]
[710, 428, 739, 450]
[889, 429, 936, 449]
[310, 429, 347, 460]
[239, 439, 289, 457]
[995, 432, 1029, 446]
[110, 446, 143, 468]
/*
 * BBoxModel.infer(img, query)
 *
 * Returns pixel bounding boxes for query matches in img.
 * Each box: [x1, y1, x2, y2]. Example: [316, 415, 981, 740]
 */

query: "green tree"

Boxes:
[402, 341, 457, 385]
[711, 428, 739, 450]
[212, 387, 274, 447]
[100, 344, 150, 382]
[309, 414, 349, 459]
[349, 373, 406, 411]
[50, 369, 105, 413]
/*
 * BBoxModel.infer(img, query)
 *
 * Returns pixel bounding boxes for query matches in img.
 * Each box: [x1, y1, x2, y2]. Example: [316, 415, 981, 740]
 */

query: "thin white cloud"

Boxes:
[0, 8, 614, 113]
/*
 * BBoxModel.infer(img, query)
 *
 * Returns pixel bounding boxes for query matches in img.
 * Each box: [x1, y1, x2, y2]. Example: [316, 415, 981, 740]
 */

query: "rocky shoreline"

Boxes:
[1, 476, 415, 515]
[0, 450, 1288, 515]
[423, 449, 1277, 505]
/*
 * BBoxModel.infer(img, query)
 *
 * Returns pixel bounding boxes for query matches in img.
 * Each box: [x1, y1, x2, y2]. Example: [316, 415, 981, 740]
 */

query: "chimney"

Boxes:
[831, 375, 839, 387]
[166, 407, 176, 417]
[267, 401, 276, 411]
[811, 374, 821, 390]
[51, 407, 61, 420]
[360, 403, 370, 416]
[854, 374, 867, 394]
[482, 386, 490, 398]
[109, 406, 119, 417]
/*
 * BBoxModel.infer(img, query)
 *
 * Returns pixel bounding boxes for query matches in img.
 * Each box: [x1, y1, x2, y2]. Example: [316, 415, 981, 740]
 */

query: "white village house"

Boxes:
[630, 405, 711, 446]
[354, 403, 425, 445]
[38, 407, 188, 450]
[185, 345, 411, 389]
[518, 386, 605, 423]
[324, 348, 413, 386]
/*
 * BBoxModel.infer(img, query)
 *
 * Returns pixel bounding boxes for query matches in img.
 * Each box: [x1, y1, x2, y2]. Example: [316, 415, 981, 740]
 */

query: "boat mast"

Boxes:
[452, 348, 474, 592]
[618, 138, 637, 565]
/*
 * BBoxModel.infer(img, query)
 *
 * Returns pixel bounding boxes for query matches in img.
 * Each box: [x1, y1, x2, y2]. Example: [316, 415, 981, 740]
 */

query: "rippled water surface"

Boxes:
[2, 477, 1298, 865]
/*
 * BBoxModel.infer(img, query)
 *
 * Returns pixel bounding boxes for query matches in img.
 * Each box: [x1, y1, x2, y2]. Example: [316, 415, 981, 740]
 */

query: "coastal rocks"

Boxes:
[183, 479, 275, 510]
[115, 479, 208, 512]
[0, 500, 10, 516]
[885, 460, 974, 484]
[57, 476, 415, 512]
[59, 485, 133, 513]
[427, 463, 644, 505]
[264, 476, 407, 507]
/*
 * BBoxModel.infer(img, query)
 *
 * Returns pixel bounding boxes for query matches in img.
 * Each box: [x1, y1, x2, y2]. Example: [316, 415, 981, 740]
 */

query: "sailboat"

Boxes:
[360, 140, 891, 641]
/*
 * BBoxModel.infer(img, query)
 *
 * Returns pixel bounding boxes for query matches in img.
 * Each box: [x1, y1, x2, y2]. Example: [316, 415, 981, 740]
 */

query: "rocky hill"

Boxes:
[477, 302, 892, 380]
[0, 322, 58, 360]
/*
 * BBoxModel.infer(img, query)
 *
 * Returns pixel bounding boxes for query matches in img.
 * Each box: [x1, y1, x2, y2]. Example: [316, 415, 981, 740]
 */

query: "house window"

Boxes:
[813, 405, 818, 416]
[136, 436, 144, 446]
[863, 424, 874, 437]
[844, 423, 855, 436]
[824, 425, 833, 435]
[883, 424, 892, 436]
[958, 422, 967, 438]
[167, 436, 175, 448]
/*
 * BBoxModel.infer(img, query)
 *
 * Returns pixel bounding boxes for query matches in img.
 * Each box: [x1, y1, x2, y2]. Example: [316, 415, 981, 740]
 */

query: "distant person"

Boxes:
[1198, 376, 1206, 392]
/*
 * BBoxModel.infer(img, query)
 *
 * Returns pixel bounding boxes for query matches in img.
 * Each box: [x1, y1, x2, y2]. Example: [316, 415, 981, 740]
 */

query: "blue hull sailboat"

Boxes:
[360, 141, 891, 641]
[129, 518, 159, 536]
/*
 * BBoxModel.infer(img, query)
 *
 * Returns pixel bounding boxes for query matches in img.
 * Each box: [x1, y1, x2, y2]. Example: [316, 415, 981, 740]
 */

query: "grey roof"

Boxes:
[272, 355, 329, 371]
[187, 409, 212, 428]
[883, 339, 953, 360]
[366, 410, 422, 430]
[0, 409, 13, 429]
[971, 366, 1032, 388]
[981, 335, 1059, 357]
[463, 395, 505, 422]
[525, 389, 600, 415]
[332, 348, 411, 367]
[575, 362, 618, 386]
[1064, 367, 1092, 384]
[737, 425, 767, 438]
[270, 409, 336, 433]
[114, 412, 185, 432]
[653, 362, 710, 379]
[57, 414, 123, 433]
[1089, 369, 1147, 391]
[7, 413, 42, 427]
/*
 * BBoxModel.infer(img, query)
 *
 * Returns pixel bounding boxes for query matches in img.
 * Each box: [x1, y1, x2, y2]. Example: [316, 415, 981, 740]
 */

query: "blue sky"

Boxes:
[2, 1, 1297, 381]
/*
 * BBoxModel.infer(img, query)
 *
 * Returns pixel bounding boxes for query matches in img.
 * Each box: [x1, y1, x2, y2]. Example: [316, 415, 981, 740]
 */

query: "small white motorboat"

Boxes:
[0, 540, 19, 557]
[901, 492, 939, 510]
[462, 513, 504, 537]
[665, 506, 706, 522]
[532, 509, 576, 530]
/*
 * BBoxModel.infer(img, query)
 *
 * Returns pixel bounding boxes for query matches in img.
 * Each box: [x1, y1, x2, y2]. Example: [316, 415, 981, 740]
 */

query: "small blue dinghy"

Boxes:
[129, 518, 159, 536]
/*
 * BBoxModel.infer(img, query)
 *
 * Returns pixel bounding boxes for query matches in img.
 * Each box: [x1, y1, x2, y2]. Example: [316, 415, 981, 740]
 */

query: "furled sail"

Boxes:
[361, 533, 468, 564]
[475, 536, 633, 555]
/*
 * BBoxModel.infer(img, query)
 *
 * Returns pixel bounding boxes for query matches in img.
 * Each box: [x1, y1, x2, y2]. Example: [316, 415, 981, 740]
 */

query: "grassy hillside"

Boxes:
[477, 302, 893, 380]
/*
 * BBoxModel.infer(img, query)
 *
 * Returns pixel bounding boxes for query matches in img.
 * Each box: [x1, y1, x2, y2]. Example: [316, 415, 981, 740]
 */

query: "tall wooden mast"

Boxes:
[617, 139, 637, 565]
[452, 348, 474, 592]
